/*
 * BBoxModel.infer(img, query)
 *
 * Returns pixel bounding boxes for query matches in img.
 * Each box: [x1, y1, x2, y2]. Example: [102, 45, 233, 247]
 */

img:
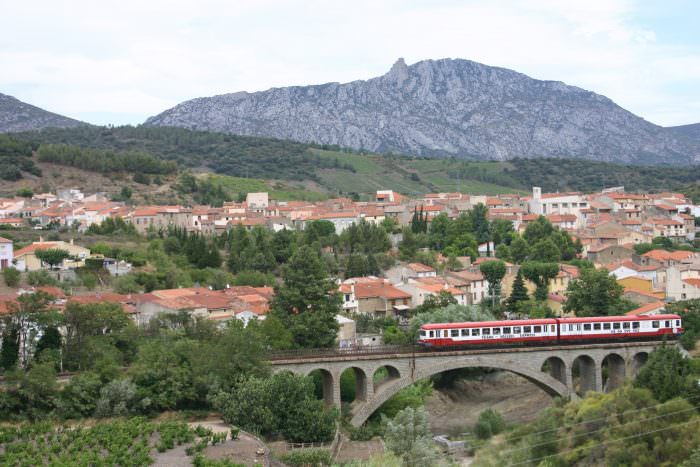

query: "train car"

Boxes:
[419, 319, 558, 347]
[557, 314, 682, 342]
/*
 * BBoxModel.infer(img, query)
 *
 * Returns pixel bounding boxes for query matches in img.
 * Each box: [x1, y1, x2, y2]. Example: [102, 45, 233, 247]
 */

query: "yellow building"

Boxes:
[13, 240, 90, 272]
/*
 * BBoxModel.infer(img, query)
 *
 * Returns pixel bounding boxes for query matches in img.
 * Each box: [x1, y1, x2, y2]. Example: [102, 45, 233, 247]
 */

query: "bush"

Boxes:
[2, 267, 20, 287]
[27, 270, 58, 286]
[279, 449, 333, 467]
[474, 408, 505, 440]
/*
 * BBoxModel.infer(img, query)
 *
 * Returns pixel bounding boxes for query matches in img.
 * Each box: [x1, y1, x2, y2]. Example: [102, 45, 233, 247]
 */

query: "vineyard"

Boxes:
[0, 417, 244, 466]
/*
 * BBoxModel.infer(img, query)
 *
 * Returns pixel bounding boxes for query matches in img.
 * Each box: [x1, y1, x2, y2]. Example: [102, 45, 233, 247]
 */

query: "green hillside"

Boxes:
[8, 125, 700, 199]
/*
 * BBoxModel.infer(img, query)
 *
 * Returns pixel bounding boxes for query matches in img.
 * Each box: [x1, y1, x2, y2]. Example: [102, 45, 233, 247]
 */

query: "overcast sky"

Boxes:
[1, 0, 699, 127]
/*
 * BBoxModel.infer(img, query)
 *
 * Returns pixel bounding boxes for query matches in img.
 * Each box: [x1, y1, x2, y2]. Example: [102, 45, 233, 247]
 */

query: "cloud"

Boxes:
[0, 0, 697, 126]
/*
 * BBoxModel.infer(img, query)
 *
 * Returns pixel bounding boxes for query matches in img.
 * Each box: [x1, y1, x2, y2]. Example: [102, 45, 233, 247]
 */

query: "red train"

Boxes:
[418, 314, 683, 348]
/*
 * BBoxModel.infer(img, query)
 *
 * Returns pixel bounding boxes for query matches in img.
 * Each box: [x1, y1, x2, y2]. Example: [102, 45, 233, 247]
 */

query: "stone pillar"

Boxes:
[593, 360, 603, 393]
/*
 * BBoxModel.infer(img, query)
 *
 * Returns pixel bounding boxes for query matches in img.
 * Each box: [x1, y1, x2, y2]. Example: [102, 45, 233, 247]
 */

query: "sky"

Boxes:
[1, 0, 699, 127]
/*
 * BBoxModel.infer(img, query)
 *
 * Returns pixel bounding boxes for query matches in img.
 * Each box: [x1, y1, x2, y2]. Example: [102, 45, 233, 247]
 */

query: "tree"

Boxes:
[2, 267, 20, 287]
[467, 203, 491, 255]
[564, 267, 626, 316]
[507, 269, 529, 313]
[0, 327, 19, 371]
[271, 245, 340, 348]
[383, 407, 435, 467]
[34, 326, 62, 361]
[345, 254, 369, 278]
[634, 345, 692, 402]
[509, 236, 530, 264]
[4, 291, 58, 368]
[479, 260, 507, 308]
[529, 238, 561, 262]
[120, 186, 132, 200]
[521, 262, 559, 302]
[399, 228, 419, 261]
[523, 216, 554, 245]
[413, 291, 458, 314]
[35, 248, 71, 269]
[474, 408, 506, 439]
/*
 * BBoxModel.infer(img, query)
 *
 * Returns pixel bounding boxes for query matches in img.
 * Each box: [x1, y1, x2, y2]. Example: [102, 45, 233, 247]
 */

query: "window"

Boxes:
[533, 326, 542, 333]
[503, 327, 512, 334]
[677, 320, 681, 327]
[429, 331, 434, 338]
[665, 320, 670, 328]
[451, 329, 459, 337]
[523, 326, 532, 333]
[584, 324, 592, 331]
[420, 330, 426, 337]
[482, 328, 491, 336]
[623, 322, 630, 329]
[652, 321, 659, 329]
[444, 330, 449, 337]
[472, 329, 480, 336]
[603, 323, 611, 330]
[461, 329, 469, 337]
[493, 328, 501, 335]
[569, 324, 575, 331]
[632, 322, 640, 329]
[594, 323, 601, 330]
[550, 325, 556, 332]
[613, 322, 621, 330]
[513, 327, 521, 334]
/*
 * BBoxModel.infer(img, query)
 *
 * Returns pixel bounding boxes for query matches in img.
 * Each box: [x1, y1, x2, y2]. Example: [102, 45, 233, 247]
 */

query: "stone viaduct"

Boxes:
[270, 341, 664, 427]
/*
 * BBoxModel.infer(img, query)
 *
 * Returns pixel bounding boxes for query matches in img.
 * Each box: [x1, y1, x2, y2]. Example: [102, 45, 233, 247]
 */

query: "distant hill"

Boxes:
[667, 123, 700, 142]
[145, 58, 700, 165]
[0, 93, 84, 133]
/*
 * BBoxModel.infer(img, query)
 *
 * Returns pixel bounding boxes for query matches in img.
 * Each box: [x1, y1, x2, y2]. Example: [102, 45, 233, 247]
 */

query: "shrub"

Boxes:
[279, 449, 333, 467]
[2, 267, 20, 287]
[474, 408, 505, 440]
[27, 270, 58, 286]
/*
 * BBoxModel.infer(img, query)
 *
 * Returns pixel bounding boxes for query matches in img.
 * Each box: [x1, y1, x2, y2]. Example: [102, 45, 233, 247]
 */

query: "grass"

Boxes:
[207, 174, 328, 201]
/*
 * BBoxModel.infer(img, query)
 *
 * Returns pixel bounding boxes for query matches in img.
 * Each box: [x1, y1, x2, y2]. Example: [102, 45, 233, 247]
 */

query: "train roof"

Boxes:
[557, 314, 681, 323]
[421, 319, 557, 330]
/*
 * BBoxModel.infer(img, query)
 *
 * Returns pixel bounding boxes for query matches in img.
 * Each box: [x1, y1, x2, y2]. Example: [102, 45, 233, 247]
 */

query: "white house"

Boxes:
[0, 237, 12, 270]
[528, 187, 588, 227]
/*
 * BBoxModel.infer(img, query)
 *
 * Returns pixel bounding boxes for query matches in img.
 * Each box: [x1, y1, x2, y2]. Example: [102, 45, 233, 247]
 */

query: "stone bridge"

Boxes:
[270, 341, 665, 427]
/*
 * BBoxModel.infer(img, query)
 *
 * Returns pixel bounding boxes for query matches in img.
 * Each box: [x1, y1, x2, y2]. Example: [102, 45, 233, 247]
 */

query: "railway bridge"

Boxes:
[269, 341, 667, 427]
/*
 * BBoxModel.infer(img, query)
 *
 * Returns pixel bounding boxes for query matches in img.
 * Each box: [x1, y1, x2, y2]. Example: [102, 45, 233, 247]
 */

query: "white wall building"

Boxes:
[0, 237, 12, 270]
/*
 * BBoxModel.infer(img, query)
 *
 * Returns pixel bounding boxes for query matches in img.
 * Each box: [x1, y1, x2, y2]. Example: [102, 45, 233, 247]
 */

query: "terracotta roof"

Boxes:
[642, 250, 694, 262]
[354, 280, 411, 300]
[540, 192, 581, 199]
[408, 263, 436, 273]
[650, 218, 683, 226]
[546, 214, 577, 222]
[682, 278, 700, 288]
[0, 236, 12, 243]
[625, 301, 665, 316]
[547, 293, 566, 303]
[14, 242, 66, 257]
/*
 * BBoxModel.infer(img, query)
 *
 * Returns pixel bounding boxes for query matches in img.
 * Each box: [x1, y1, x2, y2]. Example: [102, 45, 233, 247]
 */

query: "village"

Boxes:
[1, 184, 699, 348]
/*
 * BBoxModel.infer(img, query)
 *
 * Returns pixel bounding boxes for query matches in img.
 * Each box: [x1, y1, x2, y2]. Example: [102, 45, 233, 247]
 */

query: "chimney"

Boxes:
[533, 187, 541, 200]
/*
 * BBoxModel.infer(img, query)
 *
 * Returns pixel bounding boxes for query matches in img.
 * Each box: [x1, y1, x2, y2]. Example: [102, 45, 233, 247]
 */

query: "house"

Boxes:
[528, 187, 587, 227]
[13, 239, 90, 272]
[0, 237, 12, 270]
[609, 260, 661, 284]
[445, 270, 489, 305]
[638, 250, 695, 268]
[397, 277, 467, 307]
[647, 218, 686, 240]
[586, 244, 634, 267]
[385, 263, 437, 283]
[666, 264, 700, 301]
[340, 277, 412, 317]
[246, 192, 269, 211]
[617, 276, 664, 299]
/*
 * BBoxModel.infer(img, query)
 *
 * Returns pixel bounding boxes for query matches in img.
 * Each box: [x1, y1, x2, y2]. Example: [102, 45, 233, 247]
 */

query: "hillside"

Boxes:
[8, 126, 700, 199]
[145, 58, 699, 164]
[0, 93, 84, 133]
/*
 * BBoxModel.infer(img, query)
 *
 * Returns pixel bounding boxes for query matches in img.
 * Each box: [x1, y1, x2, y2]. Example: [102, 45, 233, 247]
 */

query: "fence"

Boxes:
[268, 344, 425, 361]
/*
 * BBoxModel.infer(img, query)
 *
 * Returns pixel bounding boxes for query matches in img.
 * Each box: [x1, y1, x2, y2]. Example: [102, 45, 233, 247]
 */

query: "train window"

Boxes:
[665, 320, 670, 328]
[584, 324, 591, 331]
[568, 324, 574, 331]
[461, 329, 469, 336]
[420, 330, 426, 337]
[613, 322, 621, 330]
[652, 321, 659, 329]
[472, 329, 480, 336]
[677, 320, 681, 327]
[503, 327, 512, 334]
[513, 327, 521, 334]
[451, 329, 459, 337]
[444, 330, 449, 337]
[593, 323, 601, 330]
[550, 325, 555, 332]
[623, 322, 630, 329]
[482, 328, 491, 336]
[632, 322, 640, 329]
[533, 326, 542, 333]
[603, 323, 611, 330]
[493, 328, 501, 335]
[429, 331, 434, 337]
[523, 326, 532, 333]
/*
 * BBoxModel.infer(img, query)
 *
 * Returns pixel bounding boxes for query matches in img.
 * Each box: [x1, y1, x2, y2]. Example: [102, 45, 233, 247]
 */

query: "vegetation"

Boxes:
[36, 143, 176, 175]
[2, 266, 20, 287]
[474, 408, 506, 440]
[564, 267, 635, 316]
[0, 134, 40, 181]
[383, 407, 435, 467]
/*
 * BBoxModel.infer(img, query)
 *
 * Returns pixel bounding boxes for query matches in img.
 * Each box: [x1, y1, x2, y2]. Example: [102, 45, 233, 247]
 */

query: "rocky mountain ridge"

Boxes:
[0, 93, 84, 133]
[145, 58, 699, 164]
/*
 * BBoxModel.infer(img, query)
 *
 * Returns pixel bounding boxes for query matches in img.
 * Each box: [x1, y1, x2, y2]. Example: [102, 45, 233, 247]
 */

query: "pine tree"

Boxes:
[507, 269, 529, 312]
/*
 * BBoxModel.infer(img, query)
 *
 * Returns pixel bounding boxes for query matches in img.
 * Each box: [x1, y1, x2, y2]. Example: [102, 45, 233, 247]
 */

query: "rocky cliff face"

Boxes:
[0, 93, 84, 133]
[146, 58, 699, 164]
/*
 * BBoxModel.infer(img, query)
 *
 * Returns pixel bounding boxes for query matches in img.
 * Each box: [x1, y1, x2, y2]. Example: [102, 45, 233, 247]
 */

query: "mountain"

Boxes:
[145, 58, 699, 164]
[0, 93, 84, 133]
[667, 122, 700, 142]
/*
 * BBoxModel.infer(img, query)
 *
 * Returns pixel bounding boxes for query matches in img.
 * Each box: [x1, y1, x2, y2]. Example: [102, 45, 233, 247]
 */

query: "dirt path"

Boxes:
[192, 420, 270, 467]
[425, 371, 553, 437]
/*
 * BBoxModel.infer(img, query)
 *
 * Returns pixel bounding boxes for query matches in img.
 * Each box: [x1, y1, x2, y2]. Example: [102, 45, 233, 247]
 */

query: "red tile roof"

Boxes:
[408, 262, 436, 273]
[625, 301, 665, 316]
